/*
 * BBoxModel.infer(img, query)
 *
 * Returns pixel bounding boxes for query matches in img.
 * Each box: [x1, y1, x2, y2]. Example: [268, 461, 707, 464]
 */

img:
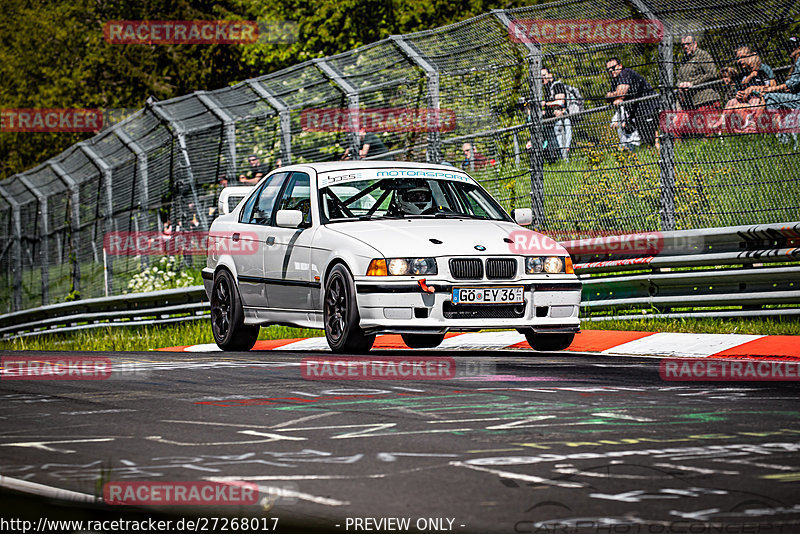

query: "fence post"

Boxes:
[246, 80, 293, 165]
[630, 0, 676, 231]
[391, 35, 442, 163]
[493, 9, 544, 227]
[0, 185, 22, 311]
[16, 175, 49, 306]
[146, 99, 208, 231]
[80, 144, 115, 295]
[315, 58, 361, 160]
[197, 92, 238, 183]
[50, 162, 81, 296]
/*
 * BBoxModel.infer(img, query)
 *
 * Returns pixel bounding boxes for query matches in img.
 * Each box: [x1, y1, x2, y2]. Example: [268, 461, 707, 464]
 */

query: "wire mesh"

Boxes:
[0, 0, 797, 311]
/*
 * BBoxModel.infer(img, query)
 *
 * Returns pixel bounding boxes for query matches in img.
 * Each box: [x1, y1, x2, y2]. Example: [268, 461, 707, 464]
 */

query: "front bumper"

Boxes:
[354, 278, 581, 335]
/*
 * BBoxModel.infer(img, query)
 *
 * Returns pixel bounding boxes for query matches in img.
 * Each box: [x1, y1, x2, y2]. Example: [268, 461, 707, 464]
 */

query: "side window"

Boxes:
[276, 172, 312, 226]
[240, 172, 289, 225]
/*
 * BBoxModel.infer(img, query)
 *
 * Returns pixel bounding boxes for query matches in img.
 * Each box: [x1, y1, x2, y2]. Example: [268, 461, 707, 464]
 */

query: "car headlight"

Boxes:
[525, 256, 543, 273]
[526, 256, 570, 274]
[367, 258, 438, 276]
[543, 256, 563, 274]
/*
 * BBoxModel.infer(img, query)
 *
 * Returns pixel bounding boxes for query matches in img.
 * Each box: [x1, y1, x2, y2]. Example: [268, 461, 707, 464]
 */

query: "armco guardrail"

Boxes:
[566, 221, 800, 321]
[1, 222, 798, 339]
[0, 286, 208, 339]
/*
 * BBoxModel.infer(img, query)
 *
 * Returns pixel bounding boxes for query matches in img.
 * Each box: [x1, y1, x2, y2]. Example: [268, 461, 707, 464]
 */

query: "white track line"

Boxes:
[0, 475, 97, 503]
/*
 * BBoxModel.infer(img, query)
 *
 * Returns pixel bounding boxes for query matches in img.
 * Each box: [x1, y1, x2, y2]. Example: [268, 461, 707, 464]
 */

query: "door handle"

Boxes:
[266, 236, 276, 246]
[232, 233, 240, 242]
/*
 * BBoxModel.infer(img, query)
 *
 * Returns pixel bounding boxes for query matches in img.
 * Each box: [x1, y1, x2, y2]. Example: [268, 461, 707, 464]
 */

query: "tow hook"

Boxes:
[418, 278, 435, 293]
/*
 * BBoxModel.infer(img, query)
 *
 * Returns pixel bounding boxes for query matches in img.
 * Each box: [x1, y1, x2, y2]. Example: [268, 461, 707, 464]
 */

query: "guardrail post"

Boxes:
[197, 92, 238, 184]
[114, 129, 150, 268]
[50, 162, 81, 296]
[315, 59, 361, 160]
[493, 9, 544, 227]
[17, 175, 49, 305]
[630, 0, 676, 231]
[246, 80, 293, 165]
[0, 185, 22, 311]
[146, 98, 208, 231]
[80, 144, 116, 295]
[391, 36, 442, 163]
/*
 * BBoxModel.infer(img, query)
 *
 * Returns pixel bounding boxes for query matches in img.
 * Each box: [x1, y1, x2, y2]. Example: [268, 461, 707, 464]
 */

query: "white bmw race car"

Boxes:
[203, 161, 581, 353]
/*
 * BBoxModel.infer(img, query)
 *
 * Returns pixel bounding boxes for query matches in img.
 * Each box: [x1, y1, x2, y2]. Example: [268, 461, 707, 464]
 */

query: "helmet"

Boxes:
[396, 185, 433, 215]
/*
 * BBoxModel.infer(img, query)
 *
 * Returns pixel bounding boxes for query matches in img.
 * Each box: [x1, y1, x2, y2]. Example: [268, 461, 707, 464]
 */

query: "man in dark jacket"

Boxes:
[605, 58, 659, 147]
[677, 35, 720, 111]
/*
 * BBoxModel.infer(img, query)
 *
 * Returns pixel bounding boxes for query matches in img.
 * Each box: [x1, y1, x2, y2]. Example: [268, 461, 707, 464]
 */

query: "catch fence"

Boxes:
[0, 0, 798, 312]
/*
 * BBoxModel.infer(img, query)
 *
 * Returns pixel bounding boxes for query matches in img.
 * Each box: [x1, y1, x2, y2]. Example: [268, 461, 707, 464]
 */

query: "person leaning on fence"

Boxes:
[341, 128, 391, 161]
[541, 67, 572, 160]
[239, 154, 267, 184]
[755, 37, 800, 111]
[677, 35, 720, 112]
[712, 46, 776, 133]
[605, 58, 659, 147]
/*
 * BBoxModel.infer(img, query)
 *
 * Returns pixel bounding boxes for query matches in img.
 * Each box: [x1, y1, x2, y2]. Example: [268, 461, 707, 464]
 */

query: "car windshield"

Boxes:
[319, 177, 511, 223]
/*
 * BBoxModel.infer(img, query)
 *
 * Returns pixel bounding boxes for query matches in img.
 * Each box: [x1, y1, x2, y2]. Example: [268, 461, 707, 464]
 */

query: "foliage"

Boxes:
[125, 256, 196, 294]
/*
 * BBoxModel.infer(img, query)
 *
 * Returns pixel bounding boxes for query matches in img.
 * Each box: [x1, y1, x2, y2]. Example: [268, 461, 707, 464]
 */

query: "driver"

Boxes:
[394, 184, 433, 215]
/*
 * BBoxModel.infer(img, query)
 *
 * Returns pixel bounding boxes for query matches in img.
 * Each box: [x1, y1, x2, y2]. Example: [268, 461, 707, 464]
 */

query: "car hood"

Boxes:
[326, 219, 568, 257]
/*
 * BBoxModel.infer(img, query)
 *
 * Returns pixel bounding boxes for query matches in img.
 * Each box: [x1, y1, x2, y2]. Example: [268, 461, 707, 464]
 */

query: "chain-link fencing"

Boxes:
[0, 0, 798, 313]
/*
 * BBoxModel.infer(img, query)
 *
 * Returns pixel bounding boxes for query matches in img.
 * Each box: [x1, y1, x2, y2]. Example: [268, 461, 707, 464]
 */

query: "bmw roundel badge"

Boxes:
[474, 245, 486, 251]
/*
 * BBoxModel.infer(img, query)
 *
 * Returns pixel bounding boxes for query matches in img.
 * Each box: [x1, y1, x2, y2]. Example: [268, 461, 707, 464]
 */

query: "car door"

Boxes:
[235, 171, 289, 308]
[262, 171, 315, 312]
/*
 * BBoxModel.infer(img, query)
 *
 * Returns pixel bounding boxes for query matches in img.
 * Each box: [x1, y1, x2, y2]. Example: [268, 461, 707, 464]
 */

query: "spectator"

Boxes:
[341, 128, 391, 160]
[239, 154, 267, 184]
[541, 67, 572, 160]
[677, 35, 720, 111]
[521, 98, 559, 164]
[719, 66, 741, 104]
[712, 46, 776, 133]
[759, 36, 800, 110]
[605, 58, 659, 147]
[461, 142, 489, 170]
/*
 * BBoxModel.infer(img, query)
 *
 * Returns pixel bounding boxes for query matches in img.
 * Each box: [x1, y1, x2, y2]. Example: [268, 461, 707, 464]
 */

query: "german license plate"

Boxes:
[452, 286, 524, 304]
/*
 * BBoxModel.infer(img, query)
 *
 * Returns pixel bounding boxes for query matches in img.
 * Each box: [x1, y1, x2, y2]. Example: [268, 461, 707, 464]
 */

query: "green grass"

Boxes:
[0, 315, 795, 352]
[473, 129, 800, 236]
[583, 316, 800, 336]
[0, 320, 322, 352]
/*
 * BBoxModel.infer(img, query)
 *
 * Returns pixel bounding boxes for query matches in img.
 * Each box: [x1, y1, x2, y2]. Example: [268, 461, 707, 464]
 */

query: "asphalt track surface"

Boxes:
[1, 348, 799, 533]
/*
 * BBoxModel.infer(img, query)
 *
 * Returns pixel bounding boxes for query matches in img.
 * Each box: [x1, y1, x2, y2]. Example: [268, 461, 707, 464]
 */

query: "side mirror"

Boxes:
[512, 208, 532, 226]
[276, 209, 304, 228]
[218, 186, 254, 215]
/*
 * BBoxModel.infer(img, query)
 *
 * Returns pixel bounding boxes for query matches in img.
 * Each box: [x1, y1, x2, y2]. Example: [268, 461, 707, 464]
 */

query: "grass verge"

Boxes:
[0, 316, 795, 351]
[0, 320, 322, 352]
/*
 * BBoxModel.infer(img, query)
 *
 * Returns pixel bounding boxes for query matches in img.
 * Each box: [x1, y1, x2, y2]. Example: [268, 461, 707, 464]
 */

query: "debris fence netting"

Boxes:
[0, 0, 798, 312]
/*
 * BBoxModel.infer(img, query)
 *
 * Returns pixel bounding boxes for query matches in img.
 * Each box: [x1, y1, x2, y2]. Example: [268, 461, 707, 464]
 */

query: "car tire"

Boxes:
[524, 331, 575, 352]
[211, 269, 259, 351]
[324, 264, 375, 353]
[401, 333, 445, 349]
